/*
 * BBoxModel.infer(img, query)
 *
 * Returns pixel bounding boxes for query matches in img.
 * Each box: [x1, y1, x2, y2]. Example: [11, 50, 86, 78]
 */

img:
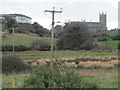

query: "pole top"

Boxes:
[53, 7, 55, 10]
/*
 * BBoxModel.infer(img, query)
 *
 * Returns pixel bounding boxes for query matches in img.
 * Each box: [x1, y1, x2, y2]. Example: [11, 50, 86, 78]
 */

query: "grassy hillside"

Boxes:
[2, 33, 51, 47]
[107, 30, 119, 37]
[2, 30, 119, 50]
[97, 40, 119, 49]
[96, 30, 119, 49]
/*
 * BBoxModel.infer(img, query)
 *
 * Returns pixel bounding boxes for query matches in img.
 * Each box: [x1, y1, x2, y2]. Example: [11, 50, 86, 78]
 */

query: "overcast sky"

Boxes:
[0, 0, 119, 30]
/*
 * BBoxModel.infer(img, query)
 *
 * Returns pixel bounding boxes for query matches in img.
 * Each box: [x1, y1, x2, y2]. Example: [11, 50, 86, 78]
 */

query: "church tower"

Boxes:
[99, 12, 107, 26]
[99, 12, 107, 30]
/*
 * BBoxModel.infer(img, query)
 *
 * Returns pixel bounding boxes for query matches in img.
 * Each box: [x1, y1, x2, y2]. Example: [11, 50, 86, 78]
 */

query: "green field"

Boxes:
[2, 74, 27, 88]
[2, 31, 119, 50]
[107, 30, 119, 37]
[97, 40, 119, 49]
[3, 51, 118, 61]
[2, 33, 50, 46]
[96, 30, 119, 49]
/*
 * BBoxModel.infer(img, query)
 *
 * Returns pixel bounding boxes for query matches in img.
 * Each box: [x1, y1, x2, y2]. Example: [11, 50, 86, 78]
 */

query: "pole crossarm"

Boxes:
[44, 10, 53, 13]
[44, 10, 62, 13]
[44, 7, 62, 13]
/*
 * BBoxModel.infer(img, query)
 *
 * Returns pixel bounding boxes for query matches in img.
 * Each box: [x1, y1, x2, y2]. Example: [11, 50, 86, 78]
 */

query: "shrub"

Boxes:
[112, 35, 120, 40]
[2, 45, 13, 51]
[15, 45, 31, 51]
[118, 42, 120, 50]
[2, 45, 31, 51]
[2, 55, 32, 74]
[98, 38, 109, 41]
[24, 66, 98, 88]
[30, 39, 50, 51]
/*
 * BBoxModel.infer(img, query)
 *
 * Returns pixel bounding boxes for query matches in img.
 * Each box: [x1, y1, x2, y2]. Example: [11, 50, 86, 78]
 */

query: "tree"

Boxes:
[4, 17, 17, 33]
[32, 22, 50, 37]
[32, 22, 43, 29]
[54, 25, 62, 38]
[57, 22, 94, 50]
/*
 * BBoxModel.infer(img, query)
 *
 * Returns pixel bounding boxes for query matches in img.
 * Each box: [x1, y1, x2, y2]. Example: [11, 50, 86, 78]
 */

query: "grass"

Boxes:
[3, 51, 118, 61]
[107, 30, 119, 37]
[95, 30, 119, 49]
[2, 32, 119, 50]
[2, 74, 28, 88]
[2, 33, 50, 47]
[74, 68, 118, 88]
[97, 40, 119, 49]
[82, 76, 118, 88]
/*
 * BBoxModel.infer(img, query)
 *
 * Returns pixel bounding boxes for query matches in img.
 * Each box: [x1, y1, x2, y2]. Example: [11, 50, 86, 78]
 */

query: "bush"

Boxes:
[2, 55, 32, 74]
[118, 42, 120, 50]
[97, 38, 109, 41]
[30, 39, 50, 51]
[2, 45, 13, 51]
[24, 66, 98, 88]
[112, 35, 120, 40]
[15, 45, 31, 51]
[2, 45, 31, 51]
[57, 22, 93, 50]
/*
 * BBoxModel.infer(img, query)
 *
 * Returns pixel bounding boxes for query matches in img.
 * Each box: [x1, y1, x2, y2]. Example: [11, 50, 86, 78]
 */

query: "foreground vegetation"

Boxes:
[24, 66, 99, 88]
[2, 68, 118, 88]
[2, 51, 119, 88]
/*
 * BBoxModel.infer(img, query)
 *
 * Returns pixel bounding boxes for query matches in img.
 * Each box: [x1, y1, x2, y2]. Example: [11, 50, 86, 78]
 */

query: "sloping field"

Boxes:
[107, 30, 119, 37]
[97, 40, 119, 49]
[2, 33, 50, 47]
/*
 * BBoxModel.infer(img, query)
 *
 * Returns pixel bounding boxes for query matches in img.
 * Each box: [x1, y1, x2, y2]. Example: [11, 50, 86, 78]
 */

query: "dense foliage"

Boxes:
[4, 17, 18, 33]
[94, 30, 120, 41]
[30, 39, 51, 51]
[57, 22, 94, 50]
[24, 66, 98, 88]
[3, 19, 50, 37]
[2, 55, 32, 74]
[2, 45, 31, 51]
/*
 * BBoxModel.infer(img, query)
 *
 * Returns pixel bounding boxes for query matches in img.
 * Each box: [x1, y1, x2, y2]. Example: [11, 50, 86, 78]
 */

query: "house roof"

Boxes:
[10, 14, 32, 19]
[0, 14, 32, 19]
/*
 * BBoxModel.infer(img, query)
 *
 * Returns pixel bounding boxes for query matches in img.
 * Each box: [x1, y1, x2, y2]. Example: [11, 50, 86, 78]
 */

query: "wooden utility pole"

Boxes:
[44, 7, 62, 69]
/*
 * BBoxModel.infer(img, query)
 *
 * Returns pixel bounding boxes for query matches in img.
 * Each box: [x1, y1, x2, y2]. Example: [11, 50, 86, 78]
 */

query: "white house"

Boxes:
[0, 14, 32, 24]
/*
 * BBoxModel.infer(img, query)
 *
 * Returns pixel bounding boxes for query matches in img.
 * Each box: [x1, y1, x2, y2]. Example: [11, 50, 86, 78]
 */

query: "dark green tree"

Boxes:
[32, 22, 50, 37]
[54, 25, 62, 38]
[57, 22, 94, 50]
[4, 17, 17, 33]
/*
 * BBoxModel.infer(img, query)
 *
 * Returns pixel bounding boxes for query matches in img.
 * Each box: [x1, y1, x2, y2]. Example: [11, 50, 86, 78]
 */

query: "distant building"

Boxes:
[118, 1, 120, 29]
[85, 12, 107, 32]
[0, 14, 32, 24]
